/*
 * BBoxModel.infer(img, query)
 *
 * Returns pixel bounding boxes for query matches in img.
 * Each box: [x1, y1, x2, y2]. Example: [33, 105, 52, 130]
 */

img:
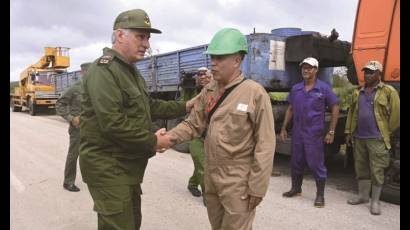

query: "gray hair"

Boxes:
[111, 29, 132, 44]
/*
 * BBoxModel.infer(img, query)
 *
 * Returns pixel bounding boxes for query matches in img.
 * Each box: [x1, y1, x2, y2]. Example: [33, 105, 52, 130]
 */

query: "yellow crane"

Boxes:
[10, 47, 70, 115]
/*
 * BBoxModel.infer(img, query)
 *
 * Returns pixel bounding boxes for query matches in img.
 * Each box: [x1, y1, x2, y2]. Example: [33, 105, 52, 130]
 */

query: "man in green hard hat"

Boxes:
[165, 28, 276, 230]
[79, 9, 197, 230]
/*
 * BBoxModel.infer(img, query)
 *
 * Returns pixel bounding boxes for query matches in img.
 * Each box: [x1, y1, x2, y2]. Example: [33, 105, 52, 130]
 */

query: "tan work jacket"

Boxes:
[169, 74, 276, 197]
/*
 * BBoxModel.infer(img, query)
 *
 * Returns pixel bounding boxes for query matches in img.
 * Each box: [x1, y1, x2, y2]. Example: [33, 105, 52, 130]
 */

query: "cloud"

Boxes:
[10, 0, 358, 81]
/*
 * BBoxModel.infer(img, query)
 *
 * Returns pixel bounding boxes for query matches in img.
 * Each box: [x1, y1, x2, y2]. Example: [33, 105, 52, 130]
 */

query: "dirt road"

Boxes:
[10, 111, 400, 229]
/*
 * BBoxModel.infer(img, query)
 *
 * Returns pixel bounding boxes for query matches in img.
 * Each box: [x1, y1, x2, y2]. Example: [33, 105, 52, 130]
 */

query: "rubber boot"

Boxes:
[314, 180, 325, 208]
[283, 175, 303, 197]
[370, 184, 382, 215]
[347, 180, 371, 205]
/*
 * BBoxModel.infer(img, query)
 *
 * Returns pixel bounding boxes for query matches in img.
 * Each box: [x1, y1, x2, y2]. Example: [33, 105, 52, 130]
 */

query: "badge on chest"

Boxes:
[237, 103, 248, 112]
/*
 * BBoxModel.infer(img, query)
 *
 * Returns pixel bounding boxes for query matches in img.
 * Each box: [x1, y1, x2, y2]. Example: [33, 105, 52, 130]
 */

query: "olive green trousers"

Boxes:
[63, 127, 80, 185]
[354, 138, 390, 185]
[188, 137, 205, 192]
[87, 184, 142, 230]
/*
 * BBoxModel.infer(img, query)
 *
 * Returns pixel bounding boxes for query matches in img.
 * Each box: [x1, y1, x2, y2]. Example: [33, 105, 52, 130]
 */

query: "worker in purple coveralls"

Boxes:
[280, 57, 340, 208]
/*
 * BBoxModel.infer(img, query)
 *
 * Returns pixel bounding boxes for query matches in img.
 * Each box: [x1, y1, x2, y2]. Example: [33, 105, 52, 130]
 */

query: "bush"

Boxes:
[10, 81, 19, 93]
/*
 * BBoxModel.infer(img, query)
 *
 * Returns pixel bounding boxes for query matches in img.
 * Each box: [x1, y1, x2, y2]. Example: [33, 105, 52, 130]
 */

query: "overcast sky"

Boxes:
[10, 0, 358, 82]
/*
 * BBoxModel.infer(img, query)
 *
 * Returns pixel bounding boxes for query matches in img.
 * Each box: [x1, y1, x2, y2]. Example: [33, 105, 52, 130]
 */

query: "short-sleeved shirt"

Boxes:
[287, 79, 339, 144]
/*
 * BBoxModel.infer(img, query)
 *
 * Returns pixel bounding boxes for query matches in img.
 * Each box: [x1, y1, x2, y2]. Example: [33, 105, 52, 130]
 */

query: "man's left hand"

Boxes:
[241, 194, 263, 211]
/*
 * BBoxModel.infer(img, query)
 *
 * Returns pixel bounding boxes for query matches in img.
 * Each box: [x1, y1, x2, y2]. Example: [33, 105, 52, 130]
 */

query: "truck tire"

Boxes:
[166, 118, 190, 153]
[10, 99, 22, 112]
[381, 161, 400, 205]
[28, 98, 36, 116]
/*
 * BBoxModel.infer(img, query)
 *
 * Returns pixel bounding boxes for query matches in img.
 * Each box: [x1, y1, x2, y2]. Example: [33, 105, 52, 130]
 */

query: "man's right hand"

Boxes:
[71, 116, 80, 128]
[345, 134, 352, 146]
[280, 129, 287, 143]
[155, 128, 177, 152]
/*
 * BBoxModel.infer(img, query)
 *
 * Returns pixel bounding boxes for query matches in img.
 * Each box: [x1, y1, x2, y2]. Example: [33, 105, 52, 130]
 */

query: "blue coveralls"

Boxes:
[287, 79, 339, 181]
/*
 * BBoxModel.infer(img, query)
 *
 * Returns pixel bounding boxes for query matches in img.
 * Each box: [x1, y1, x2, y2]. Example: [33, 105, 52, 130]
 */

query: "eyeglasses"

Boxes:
[363, 69, 376, 75]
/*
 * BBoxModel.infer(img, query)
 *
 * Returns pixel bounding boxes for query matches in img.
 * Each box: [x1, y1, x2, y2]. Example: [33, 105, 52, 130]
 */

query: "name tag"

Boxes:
[237, 103, 248, 112]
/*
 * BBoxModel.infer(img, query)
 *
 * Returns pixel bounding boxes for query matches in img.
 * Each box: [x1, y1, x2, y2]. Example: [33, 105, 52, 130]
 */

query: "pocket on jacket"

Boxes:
[123, 87, 142, 107]
[376, 95, 391, 115]
[312, 96, 325, 111]
[221, 111, 248, 145]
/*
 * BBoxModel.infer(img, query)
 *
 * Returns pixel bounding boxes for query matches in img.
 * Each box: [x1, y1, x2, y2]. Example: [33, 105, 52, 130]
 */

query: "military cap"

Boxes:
[113, 9, 162, 33]
[80, 62, 92, 71]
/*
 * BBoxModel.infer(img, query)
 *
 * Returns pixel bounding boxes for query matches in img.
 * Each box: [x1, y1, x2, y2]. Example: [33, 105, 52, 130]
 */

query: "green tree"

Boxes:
[10, 81, 19, 93]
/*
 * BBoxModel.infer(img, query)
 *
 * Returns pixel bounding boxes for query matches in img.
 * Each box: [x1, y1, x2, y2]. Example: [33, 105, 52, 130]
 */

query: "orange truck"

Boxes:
[348, 0, 400, 204]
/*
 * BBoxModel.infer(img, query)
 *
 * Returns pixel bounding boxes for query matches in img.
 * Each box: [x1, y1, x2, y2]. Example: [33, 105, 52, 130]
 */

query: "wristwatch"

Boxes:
[328, 130, 335, 135]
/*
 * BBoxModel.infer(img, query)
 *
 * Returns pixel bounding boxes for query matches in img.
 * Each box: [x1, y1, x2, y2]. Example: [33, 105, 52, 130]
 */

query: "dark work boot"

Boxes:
[188, 185, 202, 197]
[283, 175, 303, 197]
[314, 180, 325, 208]
[63, 183, 80, 192]
[370, 184, 382, 215]
[347, 180, 371, 205]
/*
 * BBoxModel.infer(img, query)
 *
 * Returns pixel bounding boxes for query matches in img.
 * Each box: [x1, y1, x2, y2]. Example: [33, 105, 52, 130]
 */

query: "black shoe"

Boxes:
[63, 184, 80, 192]
[282, 175, 303, 197]
[314, 180, 325, 208]
[314, 194, 325, 207]
[188, 186, 201, 197]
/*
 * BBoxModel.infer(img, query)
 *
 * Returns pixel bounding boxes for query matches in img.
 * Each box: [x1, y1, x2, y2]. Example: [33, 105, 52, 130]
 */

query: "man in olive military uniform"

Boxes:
[184, 67, 212, 205]
[56, 62, 91, 192]
[79, 9, 196, 230]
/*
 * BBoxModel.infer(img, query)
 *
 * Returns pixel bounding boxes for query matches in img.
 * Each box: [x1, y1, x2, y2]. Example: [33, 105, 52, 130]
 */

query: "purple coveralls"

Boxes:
[287, 79, 339, 180]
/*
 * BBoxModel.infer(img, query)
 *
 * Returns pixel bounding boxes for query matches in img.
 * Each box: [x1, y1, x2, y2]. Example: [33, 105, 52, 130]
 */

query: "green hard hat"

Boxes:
[205, 28, 248, 55]
[113, 9, 162, 33]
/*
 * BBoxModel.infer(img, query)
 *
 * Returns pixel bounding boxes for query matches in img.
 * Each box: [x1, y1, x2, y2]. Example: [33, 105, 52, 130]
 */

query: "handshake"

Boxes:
[154, 128, 178, 153]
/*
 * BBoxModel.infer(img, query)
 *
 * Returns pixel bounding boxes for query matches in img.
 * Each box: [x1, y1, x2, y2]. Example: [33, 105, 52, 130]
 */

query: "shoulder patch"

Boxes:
[98, 55, 113, 65]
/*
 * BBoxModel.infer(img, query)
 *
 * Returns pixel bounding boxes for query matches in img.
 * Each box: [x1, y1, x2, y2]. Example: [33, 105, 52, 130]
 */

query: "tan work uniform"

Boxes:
[169, 74, 276, 230]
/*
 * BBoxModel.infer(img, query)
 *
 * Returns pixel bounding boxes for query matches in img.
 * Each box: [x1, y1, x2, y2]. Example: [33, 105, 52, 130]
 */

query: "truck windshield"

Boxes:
[35, 72, 53, 85]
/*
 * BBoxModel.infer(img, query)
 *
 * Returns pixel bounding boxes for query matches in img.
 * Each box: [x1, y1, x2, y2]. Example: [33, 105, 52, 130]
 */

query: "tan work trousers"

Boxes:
[204, 164, 256, 230]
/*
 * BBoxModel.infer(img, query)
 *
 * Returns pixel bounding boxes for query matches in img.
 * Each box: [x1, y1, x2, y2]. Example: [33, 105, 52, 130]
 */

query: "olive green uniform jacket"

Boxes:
[345, 82, 400, 149]
[56, 80, 83, 185]
[79, 48, 187, 187]
[56, 79, 82, 126]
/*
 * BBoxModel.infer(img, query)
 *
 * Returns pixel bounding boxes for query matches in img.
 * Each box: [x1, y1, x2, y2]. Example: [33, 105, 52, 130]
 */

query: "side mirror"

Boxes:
[30, 74, 36, 82]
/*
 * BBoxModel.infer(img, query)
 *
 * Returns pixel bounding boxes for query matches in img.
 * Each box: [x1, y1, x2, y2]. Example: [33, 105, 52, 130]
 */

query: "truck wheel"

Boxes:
[381, 158, 400, 205]
[166, 118, 190, 153]
[28, 98, 36, 116]
[10, 99, 22, 112]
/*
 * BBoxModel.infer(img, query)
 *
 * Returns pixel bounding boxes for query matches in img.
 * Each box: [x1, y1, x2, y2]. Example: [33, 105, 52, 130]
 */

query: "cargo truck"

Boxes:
[10, 47, 70, 115]
[135, 0, 400, 202]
